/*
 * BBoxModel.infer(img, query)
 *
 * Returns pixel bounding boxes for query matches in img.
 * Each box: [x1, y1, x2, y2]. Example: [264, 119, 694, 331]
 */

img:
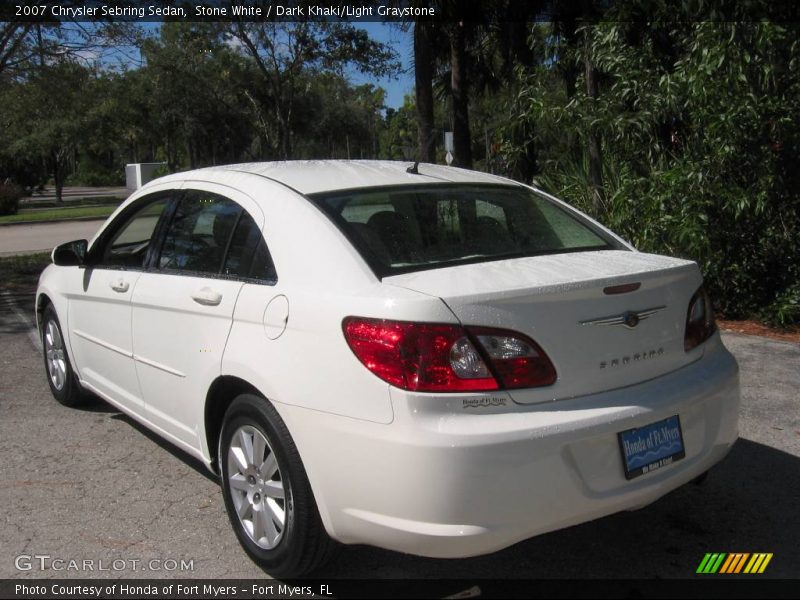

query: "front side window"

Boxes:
[98, 197, 170, 269]
[158, 191, 241, 274]
[310, 184, 620, 277]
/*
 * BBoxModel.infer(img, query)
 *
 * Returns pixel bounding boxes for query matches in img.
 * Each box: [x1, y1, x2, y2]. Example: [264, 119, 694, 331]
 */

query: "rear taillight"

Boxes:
[342, 317, 556, 392]
[469, 327, 557, 388]
[684, 285, 716, 351]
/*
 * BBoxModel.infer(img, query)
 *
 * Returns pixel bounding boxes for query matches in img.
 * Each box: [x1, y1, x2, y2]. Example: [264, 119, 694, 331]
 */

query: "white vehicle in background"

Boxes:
[36, 161, 739, 576]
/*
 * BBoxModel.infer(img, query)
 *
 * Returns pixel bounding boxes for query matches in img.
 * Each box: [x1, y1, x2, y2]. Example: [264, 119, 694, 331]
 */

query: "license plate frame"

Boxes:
[618, 415, 686, 480]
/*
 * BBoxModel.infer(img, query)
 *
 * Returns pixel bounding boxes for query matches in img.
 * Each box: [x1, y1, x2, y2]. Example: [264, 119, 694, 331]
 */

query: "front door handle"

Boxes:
[110, 279, 129, 293]
[191, 287, 222, 306]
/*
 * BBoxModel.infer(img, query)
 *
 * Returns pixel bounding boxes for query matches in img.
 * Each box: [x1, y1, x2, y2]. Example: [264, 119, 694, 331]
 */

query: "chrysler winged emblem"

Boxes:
[580, 306, 666, 329]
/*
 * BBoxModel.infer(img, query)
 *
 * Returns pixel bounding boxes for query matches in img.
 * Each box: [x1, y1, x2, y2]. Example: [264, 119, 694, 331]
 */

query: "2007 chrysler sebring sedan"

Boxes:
[37, 161, 739, 576]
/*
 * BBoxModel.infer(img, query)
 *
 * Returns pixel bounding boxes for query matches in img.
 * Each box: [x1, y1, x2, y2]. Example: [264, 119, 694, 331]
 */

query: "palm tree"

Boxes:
[413, 21, 436, 162]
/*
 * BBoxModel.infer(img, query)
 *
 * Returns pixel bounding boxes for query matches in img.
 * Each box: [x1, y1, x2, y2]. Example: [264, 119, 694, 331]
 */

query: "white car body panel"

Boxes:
[35, 160, 740, 560]
[132, 272, 244, 446]
[221, 280, 460, 431]
[66, 268, 144, 410]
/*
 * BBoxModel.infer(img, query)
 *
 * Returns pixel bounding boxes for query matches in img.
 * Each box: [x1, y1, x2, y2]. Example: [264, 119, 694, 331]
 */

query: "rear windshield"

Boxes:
[309, 184, 621, 277]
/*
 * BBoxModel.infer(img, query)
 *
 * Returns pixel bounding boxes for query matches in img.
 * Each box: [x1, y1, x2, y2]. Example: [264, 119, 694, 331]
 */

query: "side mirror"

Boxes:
[52, 239, 88, 267]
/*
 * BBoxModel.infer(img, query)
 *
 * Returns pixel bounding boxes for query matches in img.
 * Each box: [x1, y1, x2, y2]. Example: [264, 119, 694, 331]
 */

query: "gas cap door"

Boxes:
[263, 294, 289, 339]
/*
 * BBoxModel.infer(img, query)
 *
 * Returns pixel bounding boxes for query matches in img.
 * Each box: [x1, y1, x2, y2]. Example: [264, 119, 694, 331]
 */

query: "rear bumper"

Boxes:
[280, 334, 739, 558]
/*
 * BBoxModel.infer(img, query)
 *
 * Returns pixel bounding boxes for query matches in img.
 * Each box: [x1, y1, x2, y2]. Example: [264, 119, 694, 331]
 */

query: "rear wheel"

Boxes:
[219, 393, 336, 576]
[42, 305, 83, 407]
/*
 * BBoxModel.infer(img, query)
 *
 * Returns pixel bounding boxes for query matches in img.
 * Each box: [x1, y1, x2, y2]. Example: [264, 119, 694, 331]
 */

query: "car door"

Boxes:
[131, 186, 265, 448]
[68, 192, 174, 412]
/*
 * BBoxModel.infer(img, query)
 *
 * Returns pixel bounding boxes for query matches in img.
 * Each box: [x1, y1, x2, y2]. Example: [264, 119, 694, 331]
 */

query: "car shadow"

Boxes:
[110, 412, 219, 484]
[73, 390, 120, 414]
[71, 389, 217, 483]
[309, 438, 799, 579]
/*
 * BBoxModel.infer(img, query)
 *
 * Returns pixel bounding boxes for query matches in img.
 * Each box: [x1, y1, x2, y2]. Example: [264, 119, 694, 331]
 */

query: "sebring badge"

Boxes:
[579, 306, 666, 329]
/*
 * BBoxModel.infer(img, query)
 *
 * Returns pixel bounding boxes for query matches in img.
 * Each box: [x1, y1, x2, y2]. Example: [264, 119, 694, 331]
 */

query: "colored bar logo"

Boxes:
[696, 553, 773, 574]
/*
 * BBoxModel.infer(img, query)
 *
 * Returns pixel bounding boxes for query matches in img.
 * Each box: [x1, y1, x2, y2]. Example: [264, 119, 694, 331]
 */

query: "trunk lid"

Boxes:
[382, 250, 703, 403]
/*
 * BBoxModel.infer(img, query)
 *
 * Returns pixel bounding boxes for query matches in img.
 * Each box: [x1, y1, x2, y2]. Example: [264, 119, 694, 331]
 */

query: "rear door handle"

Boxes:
[191, 287, 222, 306]
[110, 279, 129, 293]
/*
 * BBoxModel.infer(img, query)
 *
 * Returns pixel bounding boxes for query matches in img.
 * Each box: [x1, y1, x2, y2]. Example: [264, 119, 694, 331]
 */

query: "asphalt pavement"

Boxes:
[0, 220, 107, 256]
[0, 293, 798, 581]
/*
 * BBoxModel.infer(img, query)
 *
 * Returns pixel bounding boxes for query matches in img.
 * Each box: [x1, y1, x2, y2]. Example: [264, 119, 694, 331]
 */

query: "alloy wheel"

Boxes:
[44, 320, 67, 391]
[227, 425, 287, 549]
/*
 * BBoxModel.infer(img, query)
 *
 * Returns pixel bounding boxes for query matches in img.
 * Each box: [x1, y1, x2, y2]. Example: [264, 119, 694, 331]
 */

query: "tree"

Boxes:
[0, 20, 144, 190]
[414, 21, 436, 162]
[449, 18, 472, 168]
[380, 96, 418, 160]
[227, 22, 399, 159]
[0, 23, 33, 77]
[2, 60, 93, 201]
[140, 23, 254, 169]
[293, 74, 386, 159]
[583, 24, 604, 214]
[413, 1, 545, 170]
[512, 5, 800, 325]
[0, 22, 141, 80]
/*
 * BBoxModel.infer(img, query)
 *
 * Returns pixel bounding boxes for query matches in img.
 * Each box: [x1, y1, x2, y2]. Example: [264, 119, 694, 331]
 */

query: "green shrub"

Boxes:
[65, 164, 125, 187]
[0, 182, 23, 216]
[762, 281, 800, 328]
[513, 18, 800, 329]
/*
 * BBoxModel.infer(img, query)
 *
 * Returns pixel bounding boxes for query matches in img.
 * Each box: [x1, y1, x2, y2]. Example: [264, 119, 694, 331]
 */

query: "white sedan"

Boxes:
[36, 161, 739, 576]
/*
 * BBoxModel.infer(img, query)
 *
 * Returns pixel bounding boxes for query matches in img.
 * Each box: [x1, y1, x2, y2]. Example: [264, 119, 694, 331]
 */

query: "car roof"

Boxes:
[154, 160, 521, 196]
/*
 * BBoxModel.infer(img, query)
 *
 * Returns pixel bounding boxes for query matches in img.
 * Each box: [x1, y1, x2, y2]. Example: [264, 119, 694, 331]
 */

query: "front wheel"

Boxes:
[42, 305, 83, 407]
[219, 394, 336, 577]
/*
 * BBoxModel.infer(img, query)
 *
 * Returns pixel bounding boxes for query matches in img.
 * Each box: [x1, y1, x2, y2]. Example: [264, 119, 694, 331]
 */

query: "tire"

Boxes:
[219, 393, 336, 577]
[42, 305, 83, 407]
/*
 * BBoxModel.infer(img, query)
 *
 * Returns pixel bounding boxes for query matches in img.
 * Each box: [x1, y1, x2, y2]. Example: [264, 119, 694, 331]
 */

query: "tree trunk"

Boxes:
[52, 151, 64, 203]
[511, 122, 538, 183]
[35, 24, 45, 67]
[414, 22, 436, 163]
[188, 140, 196, 169]
[450, 21, 472, 169]
[277, 107, 292, 159]
[282, 86, 295, 159]
[584, 31, 604, 215]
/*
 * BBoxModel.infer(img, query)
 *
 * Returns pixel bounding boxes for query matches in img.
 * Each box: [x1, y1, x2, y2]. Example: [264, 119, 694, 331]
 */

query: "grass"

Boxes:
[0, 205, 117, 224]
[0, 252, 51, 292]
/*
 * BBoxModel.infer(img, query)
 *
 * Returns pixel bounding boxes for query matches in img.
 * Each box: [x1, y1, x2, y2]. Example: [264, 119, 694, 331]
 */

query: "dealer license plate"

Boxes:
[618, 415, 685, 480]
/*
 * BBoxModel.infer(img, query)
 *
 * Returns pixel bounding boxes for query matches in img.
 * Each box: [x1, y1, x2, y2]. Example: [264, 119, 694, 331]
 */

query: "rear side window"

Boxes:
[158, 192, 241, 274]
[223, 211, 277, 282]
[310, 185, 619, 277]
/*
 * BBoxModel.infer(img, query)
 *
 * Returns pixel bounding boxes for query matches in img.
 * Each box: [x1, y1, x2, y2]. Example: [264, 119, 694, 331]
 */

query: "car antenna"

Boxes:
[407, 135, 437, 175]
